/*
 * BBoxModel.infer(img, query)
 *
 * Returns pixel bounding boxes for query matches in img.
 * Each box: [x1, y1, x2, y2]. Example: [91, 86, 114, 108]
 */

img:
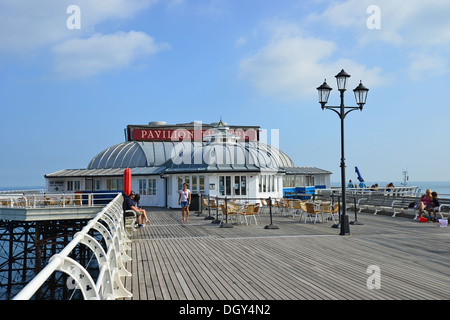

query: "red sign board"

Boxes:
[132, 128, 257, 141]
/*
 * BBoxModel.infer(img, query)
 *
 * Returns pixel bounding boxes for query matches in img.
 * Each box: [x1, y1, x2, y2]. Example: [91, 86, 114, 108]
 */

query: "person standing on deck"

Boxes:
[178, 183, 191, 222]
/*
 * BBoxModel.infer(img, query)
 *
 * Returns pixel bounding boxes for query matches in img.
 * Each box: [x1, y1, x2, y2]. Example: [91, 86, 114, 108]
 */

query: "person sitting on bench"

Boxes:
[429, 191, 440, 222]
[417, 189, 433, 220]
[125, 191, 149, 227]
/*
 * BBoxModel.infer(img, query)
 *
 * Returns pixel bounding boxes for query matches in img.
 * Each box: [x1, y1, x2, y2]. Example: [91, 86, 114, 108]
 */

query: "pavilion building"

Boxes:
[45, 120, 331, 208]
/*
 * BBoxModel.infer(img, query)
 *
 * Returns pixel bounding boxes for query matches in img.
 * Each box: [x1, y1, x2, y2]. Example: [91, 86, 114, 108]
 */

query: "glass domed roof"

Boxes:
[87, 122, 294, 172]
[87, 141, 201, 169]
[164, 122, 294, 173]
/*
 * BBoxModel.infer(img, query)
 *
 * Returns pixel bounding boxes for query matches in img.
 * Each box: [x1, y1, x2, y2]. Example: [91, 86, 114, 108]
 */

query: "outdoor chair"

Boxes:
[265, 198, 274, 215]
[209, 198, 218, 209]
[203, 198, 218, 210]
[0, 200, 11, 207]
[202, 197, 219, 219]
[253, 203, 261, 223]
[44, 197, 56, 206]
[291, 200, 305, 218]
[202, 198, 209, 209]
[305, 202, 324, 224]
[220, 204, 240, 224]
[276, 199, 289, 216]
[260, 198, 268, 214]
[15, 197, 27, 207]
[297, 201, 308, 222]
[239, 204, 260, 225]
[322, 203, 339, 224]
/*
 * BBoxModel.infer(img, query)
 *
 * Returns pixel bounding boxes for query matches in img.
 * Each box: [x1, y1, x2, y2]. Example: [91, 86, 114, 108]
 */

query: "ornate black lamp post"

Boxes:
[316, 69, 369, 235]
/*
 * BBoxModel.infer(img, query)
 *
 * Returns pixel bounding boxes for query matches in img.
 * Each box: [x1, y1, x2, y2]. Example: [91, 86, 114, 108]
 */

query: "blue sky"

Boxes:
[1, 0, 450, 187]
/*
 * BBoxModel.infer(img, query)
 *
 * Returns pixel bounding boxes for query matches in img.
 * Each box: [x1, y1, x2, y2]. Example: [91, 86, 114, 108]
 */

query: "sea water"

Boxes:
[0, 186, 45, 191]
[410, 182, 450, 196]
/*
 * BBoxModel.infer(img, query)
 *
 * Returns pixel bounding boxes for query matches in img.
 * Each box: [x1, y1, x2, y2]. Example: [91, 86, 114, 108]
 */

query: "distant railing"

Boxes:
[0, 189, 45, 194]
[321, 186, 419, 197]
[0, 192, 119, 208]
[13, 193, 133, 300]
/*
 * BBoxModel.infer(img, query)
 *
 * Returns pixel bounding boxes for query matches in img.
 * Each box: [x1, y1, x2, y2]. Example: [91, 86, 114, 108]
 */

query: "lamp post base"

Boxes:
[220, 222, 233, 228]
[340, 215, 351, 235]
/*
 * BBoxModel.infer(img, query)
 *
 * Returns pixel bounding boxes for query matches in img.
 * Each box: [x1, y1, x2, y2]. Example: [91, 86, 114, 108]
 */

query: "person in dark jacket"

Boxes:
[125, 191, 149, 227]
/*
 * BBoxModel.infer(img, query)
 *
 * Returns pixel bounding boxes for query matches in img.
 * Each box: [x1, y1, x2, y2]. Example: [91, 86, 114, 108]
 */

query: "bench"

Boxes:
[389, 197, 418, 217]
[437, 203, 450, 219]
[124, 209, 139, 233]
[390, 197, 450, 219]
[357, 195, 396, 215]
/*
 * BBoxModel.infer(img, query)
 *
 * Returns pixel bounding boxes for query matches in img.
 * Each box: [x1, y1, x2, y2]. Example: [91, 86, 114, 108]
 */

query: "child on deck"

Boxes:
[430, 191, 440, 222]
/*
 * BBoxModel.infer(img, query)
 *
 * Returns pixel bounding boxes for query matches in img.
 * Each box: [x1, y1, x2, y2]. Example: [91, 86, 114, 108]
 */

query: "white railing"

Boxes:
[323, 186, 419, 197]
[0, 189, 45, 194]
[0, 192, 119, 208]
[13, 193, 133, 300]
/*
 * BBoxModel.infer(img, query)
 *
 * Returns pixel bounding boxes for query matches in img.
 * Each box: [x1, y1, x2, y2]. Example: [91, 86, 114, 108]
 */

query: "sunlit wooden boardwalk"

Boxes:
[123, 207, 450, 300]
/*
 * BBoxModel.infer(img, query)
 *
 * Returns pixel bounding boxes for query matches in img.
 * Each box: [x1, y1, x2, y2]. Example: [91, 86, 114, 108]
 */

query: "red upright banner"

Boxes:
[123, 168, 132, 196]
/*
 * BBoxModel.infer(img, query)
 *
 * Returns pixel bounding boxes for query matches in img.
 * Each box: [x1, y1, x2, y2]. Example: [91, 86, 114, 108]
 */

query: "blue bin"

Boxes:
[295, 187, 315, 200]
[283, 187, 316, 200]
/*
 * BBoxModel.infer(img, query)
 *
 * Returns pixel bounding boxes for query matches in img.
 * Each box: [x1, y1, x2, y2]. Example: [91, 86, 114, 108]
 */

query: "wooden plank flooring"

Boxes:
[123, 208, 450, 300]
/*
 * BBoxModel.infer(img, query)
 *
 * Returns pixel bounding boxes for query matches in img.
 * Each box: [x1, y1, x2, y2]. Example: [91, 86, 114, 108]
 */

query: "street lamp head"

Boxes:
[335, 69, 351, 91]
[316, 79, 332, 109]
[353, 81, 369, 109]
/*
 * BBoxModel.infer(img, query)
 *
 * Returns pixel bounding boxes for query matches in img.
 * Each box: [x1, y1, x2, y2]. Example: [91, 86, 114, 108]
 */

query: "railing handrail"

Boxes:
[0, 192, 120, 208]
[13, 193, 133, 300]
[323, 186, 420, 196]
[0, 189, 45, 194]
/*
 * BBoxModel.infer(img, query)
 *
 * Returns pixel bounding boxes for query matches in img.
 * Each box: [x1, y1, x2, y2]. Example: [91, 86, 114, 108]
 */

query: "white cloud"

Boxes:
[0, 0, 156, 54]
[196, 0, 228, 16]
[235, 37, 247, 47]
[166, 0, 186, 10]
[51, 31, 169, 79]
[0, 0, 168, 79]
[239, 21, 386, 101]
[312, 0, 450, 79]
[331, 0, 450, 46]
[408, 51, 448, 80]
[0, 2, 67, 53]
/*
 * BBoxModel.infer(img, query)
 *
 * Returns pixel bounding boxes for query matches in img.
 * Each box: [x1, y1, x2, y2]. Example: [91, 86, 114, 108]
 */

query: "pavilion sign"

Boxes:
[132, 128, 258, 142]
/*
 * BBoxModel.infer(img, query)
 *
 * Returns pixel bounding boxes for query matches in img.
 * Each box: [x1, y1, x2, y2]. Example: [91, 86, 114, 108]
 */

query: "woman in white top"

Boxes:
[178, 183, 191, 222]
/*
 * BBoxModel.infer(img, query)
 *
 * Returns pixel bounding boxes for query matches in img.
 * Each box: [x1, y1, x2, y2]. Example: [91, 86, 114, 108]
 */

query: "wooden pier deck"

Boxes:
[123, 208, 450, 301]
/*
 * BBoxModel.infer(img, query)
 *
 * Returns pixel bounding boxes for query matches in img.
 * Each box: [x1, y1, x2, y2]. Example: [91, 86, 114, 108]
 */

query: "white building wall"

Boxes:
[133, 176, 166, 207]
[314, 174, 331, 188]
[166, 173, 284, 208]
[46, 171, 329, 208]
[255, 174, 283, 200]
